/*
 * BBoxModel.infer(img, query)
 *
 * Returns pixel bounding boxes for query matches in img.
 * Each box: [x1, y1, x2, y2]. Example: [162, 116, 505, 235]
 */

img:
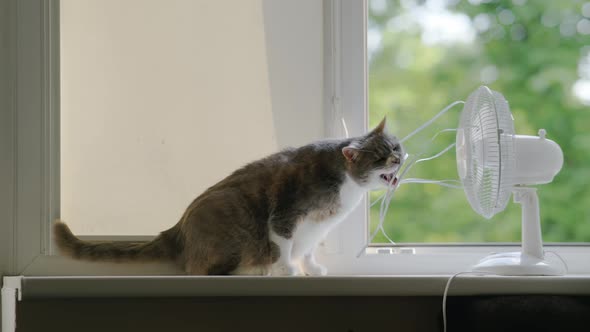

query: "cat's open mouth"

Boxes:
[380, 173, 398, 186]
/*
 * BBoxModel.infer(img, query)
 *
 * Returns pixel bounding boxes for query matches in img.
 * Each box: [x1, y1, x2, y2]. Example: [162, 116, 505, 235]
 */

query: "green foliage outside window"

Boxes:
[368, 0, 590, 243]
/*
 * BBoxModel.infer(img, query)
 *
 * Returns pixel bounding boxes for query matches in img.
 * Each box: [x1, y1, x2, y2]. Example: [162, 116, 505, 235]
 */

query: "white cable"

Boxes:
[431, 128, 457, 140]
[376, 174, 400, 246]
[370, 154, 419, 248]
[544, 250, 569, 274]
[358, 100, 463, 256]
[415, 142, 456, 164]
[368, 129, 458, 207]
[370, 178, 461, 208]
[358, 128, 462, 257]
[400, 101, 464, 144]
[362, 152, 423, 255]
[360, 170, 404, 257]
[442, 271, 490, 332]
[369, 139, 460, 245]
[341, 117, 350, 138]
[401, 178, 463, 189]
[442, 251, 568, 332]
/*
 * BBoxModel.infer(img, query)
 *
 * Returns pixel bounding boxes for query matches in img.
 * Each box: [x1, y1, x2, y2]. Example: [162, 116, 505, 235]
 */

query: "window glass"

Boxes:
[368, 0, 590, 243]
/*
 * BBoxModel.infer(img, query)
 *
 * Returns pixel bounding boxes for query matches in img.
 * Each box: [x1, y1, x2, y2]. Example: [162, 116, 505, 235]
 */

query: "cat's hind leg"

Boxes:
[231, 265, 268, 276]
[184, 250, 241, 275]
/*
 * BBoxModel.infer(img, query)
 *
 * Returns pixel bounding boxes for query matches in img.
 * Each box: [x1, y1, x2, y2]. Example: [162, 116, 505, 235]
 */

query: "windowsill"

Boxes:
[4, 274, 590, 299]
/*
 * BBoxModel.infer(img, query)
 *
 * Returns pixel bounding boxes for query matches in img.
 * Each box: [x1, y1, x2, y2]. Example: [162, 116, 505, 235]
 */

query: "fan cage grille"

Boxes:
[458, 86, 515, 219]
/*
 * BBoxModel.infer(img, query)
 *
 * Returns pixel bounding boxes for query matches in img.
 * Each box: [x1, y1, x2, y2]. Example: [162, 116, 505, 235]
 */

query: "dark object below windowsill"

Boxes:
[445, 295, 590, 332]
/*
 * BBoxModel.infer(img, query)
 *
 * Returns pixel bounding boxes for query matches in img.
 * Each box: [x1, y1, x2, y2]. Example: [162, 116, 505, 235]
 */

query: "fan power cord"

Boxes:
[443, 251, 568, 332]
[442, 271, 490, 332]
[544, 250, 569, 275]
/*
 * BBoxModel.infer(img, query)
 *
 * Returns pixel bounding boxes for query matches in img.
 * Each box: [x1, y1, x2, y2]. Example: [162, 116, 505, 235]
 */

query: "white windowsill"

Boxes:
[4, 274, 590, 299]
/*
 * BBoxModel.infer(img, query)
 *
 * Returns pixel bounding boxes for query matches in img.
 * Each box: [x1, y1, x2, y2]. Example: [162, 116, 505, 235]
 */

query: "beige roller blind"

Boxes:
[60, 0, 277, 235]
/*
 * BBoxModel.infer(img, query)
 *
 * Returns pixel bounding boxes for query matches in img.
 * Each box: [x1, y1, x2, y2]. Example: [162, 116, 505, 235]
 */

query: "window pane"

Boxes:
[368, 0, 590, 243]
[60, 0, 277, 235]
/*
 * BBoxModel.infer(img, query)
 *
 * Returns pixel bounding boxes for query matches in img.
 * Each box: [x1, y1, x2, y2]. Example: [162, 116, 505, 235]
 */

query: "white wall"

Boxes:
[262, 0, 324, 148]
[61, 0, 324, 235]
[61, 0, 276, 235]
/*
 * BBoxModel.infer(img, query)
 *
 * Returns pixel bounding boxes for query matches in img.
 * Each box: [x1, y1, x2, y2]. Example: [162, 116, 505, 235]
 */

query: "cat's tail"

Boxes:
[53, 220, 182, 262]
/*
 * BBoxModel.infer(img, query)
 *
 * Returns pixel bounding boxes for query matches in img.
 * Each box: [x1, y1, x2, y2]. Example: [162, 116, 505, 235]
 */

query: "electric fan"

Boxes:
[456, 86, 565, 276]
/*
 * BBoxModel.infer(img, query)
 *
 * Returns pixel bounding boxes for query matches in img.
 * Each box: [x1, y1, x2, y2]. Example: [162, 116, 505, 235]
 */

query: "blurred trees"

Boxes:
[368, 0, 590, 242]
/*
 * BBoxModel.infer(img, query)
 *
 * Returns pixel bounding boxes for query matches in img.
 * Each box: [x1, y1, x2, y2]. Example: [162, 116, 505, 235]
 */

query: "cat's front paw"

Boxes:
[269, 262, 299, 276]
[301, 260, 328, 276]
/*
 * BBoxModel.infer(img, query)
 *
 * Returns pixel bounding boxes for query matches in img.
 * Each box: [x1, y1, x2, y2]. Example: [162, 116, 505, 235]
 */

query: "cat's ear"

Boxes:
[370, 117, 387, 135]
[342, 146, 359, 162]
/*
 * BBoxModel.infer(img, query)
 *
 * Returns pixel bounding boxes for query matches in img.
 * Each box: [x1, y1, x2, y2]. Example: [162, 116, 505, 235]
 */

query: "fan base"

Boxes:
[471, 252, 565, 276]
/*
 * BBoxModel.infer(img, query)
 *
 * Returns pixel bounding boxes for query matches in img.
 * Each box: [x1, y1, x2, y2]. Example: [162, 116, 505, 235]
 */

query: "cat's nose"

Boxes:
[394, 153, 408, 165]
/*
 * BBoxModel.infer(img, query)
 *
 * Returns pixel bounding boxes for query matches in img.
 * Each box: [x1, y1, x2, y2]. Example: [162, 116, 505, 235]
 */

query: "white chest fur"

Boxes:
[337, 174, 366, 216]
[291, 175, 365, 260]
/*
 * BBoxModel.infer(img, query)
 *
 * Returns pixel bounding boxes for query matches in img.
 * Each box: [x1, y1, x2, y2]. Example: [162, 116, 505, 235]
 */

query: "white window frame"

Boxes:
[3, 0, 589, 278]
[316, 0, 590, 275]
[2, 0, 61, 275]
[2, 0, 181, 277]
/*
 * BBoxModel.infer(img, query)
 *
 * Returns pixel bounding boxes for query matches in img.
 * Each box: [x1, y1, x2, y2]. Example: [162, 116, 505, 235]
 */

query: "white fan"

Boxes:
[456, 86, 565, 276]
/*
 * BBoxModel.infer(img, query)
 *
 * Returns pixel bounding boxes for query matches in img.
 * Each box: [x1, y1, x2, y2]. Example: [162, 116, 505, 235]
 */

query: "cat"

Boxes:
[53, 118, 404, 276]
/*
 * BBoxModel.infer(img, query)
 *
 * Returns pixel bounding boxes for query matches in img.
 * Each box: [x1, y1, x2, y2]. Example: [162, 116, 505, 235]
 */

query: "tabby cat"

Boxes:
[54, 118, 404, 275]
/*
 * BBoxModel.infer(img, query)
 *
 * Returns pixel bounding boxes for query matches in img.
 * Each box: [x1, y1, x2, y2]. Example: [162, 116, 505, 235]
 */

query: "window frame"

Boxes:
[4, 0, 61, 275]
[3, 0, 181, 277]
[5, 0, 589, 277]
[316, 0, 590, 275]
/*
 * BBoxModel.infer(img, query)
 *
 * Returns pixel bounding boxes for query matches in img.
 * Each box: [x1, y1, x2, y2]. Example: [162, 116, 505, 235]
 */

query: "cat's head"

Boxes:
[342, 118, 405, 189]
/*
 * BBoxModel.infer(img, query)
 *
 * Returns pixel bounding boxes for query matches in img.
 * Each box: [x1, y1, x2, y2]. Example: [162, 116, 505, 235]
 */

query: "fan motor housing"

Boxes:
[513, 133, 563, 185]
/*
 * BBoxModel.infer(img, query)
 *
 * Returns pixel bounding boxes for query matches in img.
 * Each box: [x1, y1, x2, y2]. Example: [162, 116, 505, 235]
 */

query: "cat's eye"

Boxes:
[373, 154, 388, 162]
